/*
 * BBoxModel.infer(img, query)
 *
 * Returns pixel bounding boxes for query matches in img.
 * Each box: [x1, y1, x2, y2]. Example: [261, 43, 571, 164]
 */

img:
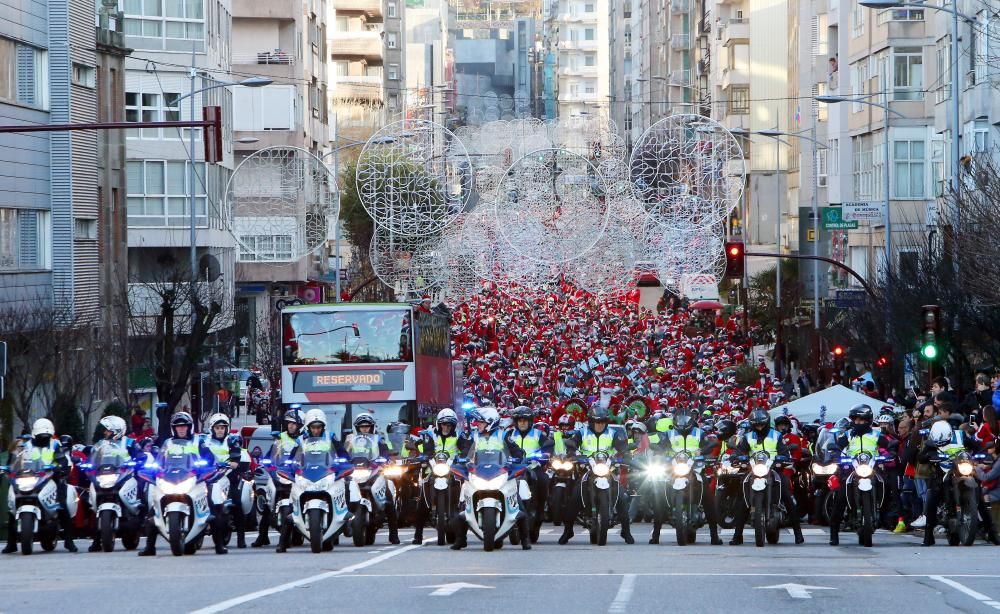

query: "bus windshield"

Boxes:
[283, 308, 413, 365]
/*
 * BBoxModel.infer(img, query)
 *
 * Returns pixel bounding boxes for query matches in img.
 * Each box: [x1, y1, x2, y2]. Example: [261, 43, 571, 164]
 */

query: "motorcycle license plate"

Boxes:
[673, 478, 688, 490]
[595, 477, 610, 489]
[434, 478, 449, 490]
[858, 479, 872, 492]
[751, 478, 767, 491]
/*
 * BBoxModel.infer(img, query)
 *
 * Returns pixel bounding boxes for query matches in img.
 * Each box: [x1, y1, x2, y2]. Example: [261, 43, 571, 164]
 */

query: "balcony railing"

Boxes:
[232, 50, 296, 65]
[670, 34, 689, 49]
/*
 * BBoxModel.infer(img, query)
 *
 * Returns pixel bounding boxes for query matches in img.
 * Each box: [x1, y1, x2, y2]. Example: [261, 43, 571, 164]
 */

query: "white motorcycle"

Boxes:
[85, 443, 143, 552]
[285, 437, 358, 553]
[347, 434, 393, 547]
[3, 452, 78, 555]
[141, 446, 216, 556]
[461, 450, 532, 551]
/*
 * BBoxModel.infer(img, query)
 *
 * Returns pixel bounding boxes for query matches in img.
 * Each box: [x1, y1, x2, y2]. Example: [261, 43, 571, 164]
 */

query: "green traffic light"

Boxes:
[921, 344, 938, 360]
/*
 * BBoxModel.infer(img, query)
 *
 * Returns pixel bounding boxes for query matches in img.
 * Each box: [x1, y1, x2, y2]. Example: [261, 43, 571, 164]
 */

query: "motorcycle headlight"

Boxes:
[672, 462, 691, 477]
[957, 461, 975, 476]
[383, 465, 404, 478]
[811, 463, 836, 476]
[352, 469, 372, 482]
[592, 463, 610, 477]
[470, 474, 507, 490]
[854, 463, 874, 478]
[96, 474, 119, 489]
[751, 463, 769, 478]
[158, 477, 195, 495]
[432, 464, 450, 477]
[15, 476, 38, 491]
[552, 459, 573, 471]
[646, 463, 667, 478]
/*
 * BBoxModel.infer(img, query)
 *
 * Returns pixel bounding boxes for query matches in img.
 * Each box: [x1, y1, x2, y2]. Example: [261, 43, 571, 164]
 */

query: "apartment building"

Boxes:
[0, 0, 129, 322]
[608, 0, 632, 142]
[544, 0, 609, 118]
[404, 0, 455, 123]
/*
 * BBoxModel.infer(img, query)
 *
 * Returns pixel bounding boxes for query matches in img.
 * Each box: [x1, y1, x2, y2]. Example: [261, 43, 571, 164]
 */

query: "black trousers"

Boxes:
[561, 475, 632, 537]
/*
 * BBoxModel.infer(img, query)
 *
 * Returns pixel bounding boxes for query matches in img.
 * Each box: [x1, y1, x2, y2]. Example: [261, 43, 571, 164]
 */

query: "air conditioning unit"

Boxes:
[817, 175, 828, 187]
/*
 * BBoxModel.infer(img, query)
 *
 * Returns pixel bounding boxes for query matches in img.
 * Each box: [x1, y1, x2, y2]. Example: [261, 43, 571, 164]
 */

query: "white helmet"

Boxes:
[32, 418, 55, 438]
[436, 408, 458, 427]
[928, 420, 953, 447]
[474, 407, 501, 433]
[208, 413, 231, 429]
[304, 409, 328, 430]
[99, 416, 127, 440]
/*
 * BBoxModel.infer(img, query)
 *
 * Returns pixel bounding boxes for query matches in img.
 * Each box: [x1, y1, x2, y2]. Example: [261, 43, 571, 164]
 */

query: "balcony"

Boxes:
[332, 76, 384, 102]
[670, 34, 689, 49]
[233, 0, 295, 18]
[233, 50, 295, 65]
[560, 39, 599, 51]
[559, 64, 599, 77]
[330, 30, 383, 61]
[722, 65, 750, 89]
[721, 18, 749, 45]
[333, 0, 382, 17]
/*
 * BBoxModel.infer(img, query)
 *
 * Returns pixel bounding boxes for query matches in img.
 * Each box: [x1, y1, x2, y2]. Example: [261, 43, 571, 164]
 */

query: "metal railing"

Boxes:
[232, 51, 296, 65]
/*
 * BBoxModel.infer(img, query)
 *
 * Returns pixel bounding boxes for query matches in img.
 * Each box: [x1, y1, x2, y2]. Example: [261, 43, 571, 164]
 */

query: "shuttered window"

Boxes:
[0, 37, 47, 108]
[0, 209, 47, 270]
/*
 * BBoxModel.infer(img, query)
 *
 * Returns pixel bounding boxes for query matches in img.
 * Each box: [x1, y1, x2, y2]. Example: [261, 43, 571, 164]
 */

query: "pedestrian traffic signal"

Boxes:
[921, 305, 941, 360]
[724, 241, 745, 279]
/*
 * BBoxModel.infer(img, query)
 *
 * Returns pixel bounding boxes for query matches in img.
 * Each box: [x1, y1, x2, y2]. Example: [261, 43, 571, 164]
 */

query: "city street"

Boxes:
[3, 527, 1000, 613]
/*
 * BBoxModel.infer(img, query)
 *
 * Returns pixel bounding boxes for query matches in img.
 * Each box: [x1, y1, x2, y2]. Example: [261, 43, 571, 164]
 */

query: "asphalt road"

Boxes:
[3, 525, 1000, 614]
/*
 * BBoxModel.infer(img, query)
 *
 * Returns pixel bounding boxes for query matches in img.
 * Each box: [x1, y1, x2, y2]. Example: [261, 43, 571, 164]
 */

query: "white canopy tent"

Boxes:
[768, 385, 881, 424]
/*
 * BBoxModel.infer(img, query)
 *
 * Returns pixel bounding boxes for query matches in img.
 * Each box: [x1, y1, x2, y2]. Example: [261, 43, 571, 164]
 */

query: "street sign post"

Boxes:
[821, 207, 859, 230]
[842, 201, 885, 222]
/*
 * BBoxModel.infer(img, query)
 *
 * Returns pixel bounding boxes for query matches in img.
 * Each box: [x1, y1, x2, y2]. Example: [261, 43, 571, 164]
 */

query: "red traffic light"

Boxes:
[728, 244, 742, 257]
[723, 241, 745, 279]
[876, 356, 889, 368]
[832, 346, 845, 356]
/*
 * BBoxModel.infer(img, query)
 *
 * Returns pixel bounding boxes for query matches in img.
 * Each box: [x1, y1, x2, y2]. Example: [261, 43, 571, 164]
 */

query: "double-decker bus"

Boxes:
[280, 302, 455, 437]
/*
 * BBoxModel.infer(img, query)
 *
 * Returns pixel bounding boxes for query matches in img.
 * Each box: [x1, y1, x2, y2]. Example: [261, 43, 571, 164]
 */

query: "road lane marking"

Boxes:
[608, 574, 636, 613]
[345, 572, 1000, 579]
[416, 582, 494, 596]
[756, 583, 834, 599]
[190, 543, 424, 614]
[930, 575, 1000, 610]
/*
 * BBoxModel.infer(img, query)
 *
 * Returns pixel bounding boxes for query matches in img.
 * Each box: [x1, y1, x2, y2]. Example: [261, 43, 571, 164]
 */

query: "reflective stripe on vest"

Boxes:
[476, 432, 506, 453]
[279, 432, 299, 453]
[203, 437, 231, 463]
[27, 443, 57, 465]
[512, 428, 543, 455]
[580, 429, 615, 456]
[668, 427, 703, 453]
[164, 440, 199, 456]
[942, 430, 966, 458]
[553, 432, 567, 455]
[433, 434, 460, 457]
[747, 430, 780, 454]
[845, 430, 880, 457]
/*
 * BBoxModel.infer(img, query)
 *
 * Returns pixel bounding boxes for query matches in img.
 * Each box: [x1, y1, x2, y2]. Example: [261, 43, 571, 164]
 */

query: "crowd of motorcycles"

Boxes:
[2, 403, 995, 556]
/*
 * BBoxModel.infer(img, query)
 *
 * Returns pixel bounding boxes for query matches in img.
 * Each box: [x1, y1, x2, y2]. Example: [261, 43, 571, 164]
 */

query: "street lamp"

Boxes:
[816, 94, 905, 278]
[859, 0, 975, 213]
[172, 74, 273, 280]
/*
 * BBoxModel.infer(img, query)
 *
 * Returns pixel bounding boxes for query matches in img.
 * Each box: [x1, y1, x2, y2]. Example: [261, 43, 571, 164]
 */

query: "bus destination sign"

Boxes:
[293, 368, 404, 393]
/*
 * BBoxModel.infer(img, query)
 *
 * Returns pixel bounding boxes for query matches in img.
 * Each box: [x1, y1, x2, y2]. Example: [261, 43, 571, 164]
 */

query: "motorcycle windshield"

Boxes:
[348, 434, 378, 461]
[472, 449, 508, 480]
[92, 443, 129, 472]
[11, 452, 46, 476]
[297, 437, 333, 481]
[160, 447, 197, 481]
[814, 429, 841, 463]
[387, 428, 408, 454]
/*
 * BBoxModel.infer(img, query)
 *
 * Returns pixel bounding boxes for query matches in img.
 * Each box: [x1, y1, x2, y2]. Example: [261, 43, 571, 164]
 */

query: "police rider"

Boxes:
[138, 412, 216, 556]
[202, 413, 245, 552]
[343, 412, 399, 545]
[410, 409, 462, 545]
[3, 419, 78, 554]
[558, 406, 635, 545]
[827, 404, 890, 546]
[506, 405, 553, 542]
[251, 408, 304, 548]
[85, 416, 139, 552]
[728, 408, 805, 545]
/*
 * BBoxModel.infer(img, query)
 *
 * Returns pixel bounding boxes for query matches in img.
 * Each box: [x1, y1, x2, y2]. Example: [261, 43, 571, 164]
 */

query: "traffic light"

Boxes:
[832, 344, 845, 374]
[921, 304, 941, 360]
[875, 354, 890, 369]
[724, 241, 745, 279]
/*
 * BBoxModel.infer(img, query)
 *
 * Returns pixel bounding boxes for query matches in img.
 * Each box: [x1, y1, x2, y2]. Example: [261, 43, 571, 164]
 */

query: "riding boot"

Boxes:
[558, 524, 574, 545]
[449, 515, 467, 550]
[212, 506, 229, 554]
[412, 525, 424, 545]
[649, 521, 661, 544]
[729, 524, 744, 545]
[58, 509, 77, 553]
[829, 525, 840, 546]
[2, 513, 16, 553]
[386, 499, 400, 545]
[792, 518, 805, 544]
[233, 499, 247, 549]
[620, 519, 635, 544]
[518, 514, 532, 550]
[275, 519, 292, 553]
[709, 523, 723, 546]
[138, 519, 157, 556]
[251, 511, 270, 548]
[88, 537, 102, 552]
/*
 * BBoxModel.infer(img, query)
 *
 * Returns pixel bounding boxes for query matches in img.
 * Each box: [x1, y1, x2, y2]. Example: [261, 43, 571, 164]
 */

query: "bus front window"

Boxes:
[282, 309, 414, 365]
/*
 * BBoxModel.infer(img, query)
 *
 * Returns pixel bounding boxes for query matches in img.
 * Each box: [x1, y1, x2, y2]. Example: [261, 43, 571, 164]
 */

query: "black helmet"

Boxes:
[284, 408, 304, 426]
[748, 408, 770, 430]
[511, 405, 533, 421]
[716, 419, 737, 441]
[170, 411, 194, 438]
[673, 410, 696, 435]
[773, 415, 792, 429]
[588, 406, 611, 429]
[353, 412, 377, 431]
[848, 404, 873, 424]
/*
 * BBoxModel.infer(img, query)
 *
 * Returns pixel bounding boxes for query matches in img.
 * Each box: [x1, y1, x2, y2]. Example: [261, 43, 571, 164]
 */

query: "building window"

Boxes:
[0, 208, 49, 270]
[852, 135, 873, 199]
[967, 119, 989, 153]
[239, 235, 293, 261]
[388, 64, 399, 80]
[74, 217, 98, 240]
[388, 2, 397, 17]
[335, 15, 350, 31]
[729, 86, 749, 114]
[125, 91, 182, 139]
[893, 139, 925, 198]
[334, 61, 349, 77]
[72, 63, 96, 88]
[122, 0, 206, 48]
[899, 249, 919, 278]
[585, 28, 595, 40]
[816, 148, 828, 187]
[851, 3, 865, 37]
[584, 53, 596, 66]
[387, 32, 397, 49]
[931, 136, 945, 196]
[892, 46, 923, 100]
[0, 37, 47, 108]
[829, 138, 839, 177]
[584, 2, 595, 11]
[876, 9, 923, 23]
[126, 160, 208, 227]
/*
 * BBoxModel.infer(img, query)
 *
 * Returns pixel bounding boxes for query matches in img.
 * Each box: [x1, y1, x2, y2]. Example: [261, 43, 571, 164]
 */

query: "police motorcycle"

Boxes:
[2, 450, 79, 555]
[285, 437, 356, 553]
[139, 444, 218, 556]
[426, 449, 461, 545]
[461, 449, 532, 551]
[383, 426, 423, 529]
[84, 443, 143, 552]
[836, 448, 885, 547]
[739, 450, 791, 547]
[928, 442, 985, 546]
[579, 450, 626, 546]
[204, 453, 254, 547]
[665, 451, 713, 546]
[714, 451, 743, 528]
[808, 427, 842, 526]
[347, 434, 392, 547]
[547, 452, 579, 527]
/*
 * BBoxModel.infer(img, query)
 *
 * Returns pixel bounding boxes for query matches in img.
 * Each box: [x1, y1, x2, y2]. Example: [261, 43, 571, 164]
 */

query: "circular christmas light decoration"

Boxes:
[226, 146, 337, 263]
[369, 226, 445, 295]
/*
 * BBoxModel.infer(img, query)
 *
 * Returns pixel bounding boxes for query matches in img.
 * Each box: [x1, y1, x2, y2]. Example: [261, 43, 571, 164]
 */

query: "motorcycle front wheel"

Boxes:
[19, 513, 35, 555]
[352, 507, 368, 548]
[959, 488, 979, 547]
[308, 508, 324, 553]
[436, 491, 448, 546]
[675, 508, 689, 546]
[121, 530, 140, 550]
[753, 501, 766, 548]
[596, 489, 610, 546]
[167, 511, 185, 556]
[550, 487, 564, 527]
[99, 509, 116, 552]
[859, 493, 874, 548]
[481, 507, 498, 552]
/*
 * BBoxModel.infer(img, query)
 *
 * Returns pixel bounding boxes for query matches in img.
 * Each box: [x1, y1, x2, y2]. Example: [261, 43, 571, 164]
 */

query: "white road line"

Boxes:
[930, 575, 1000, 610]
[190, 544, 424, 614]
[608, 574, 636, 613]
[344, 572, 1000, 579]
